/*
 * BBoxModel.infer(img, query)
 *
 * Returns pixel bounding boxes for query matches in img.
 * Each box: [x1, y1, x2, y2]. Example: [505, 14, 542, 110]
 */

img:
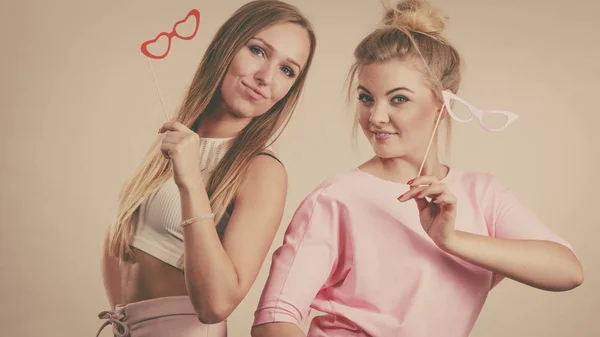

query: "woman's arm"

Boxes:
[251, 186, 343, 336]
[179, 154, 288, 324]
[402, 173, 583, 292]
[469, 176, 584, 291]
[441, 232, 583, 291]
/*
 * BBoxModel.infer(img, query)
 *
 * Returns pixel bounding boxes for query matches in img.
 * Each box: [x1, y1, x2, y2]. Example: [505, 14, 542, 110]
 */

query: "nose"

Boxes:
[369, 104, 390, 125]
[255, 61, 276, 87]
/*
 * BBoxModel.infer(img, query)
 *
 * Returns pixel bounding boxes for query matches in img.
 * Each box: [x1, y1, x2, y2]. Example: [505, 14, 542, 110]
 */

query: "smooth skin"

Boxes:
[102, 22, 311, 324]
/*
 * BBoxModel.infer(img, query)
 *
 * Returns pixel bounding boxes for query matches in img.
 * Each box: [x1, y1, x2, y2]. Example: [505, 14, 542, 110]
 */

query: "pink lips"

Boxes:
[373, 131, 398, 141]
[242, 82, 266, 100]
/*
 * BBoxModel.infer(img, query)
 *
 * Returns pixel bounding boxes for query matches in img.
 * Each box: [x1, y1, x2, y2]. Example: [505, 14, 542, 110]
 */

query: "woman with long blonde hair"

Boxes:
[97, 1, 317, 336]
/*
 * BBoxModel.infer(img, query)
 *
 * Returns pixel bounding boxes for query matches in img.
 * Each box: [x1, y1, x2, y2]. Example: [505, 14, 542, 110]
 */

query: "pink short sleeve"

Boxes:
[482, 174, 577, 286]
[252, 187, 342, 327]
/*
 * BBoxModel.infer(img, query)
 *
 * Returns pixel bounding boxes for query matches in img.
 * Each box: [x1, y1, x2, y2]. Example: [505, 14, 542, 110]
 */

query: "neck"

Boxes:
[369, 147, 447, 184]
[195, 100, 252, 138]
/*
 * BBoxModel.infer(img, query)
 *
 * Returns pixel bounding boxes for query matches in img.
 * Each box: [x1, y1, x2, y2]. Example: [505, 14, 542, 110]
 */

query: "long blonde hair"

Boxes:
[108, 0, 317, 263]
[346, 0, 462, 152]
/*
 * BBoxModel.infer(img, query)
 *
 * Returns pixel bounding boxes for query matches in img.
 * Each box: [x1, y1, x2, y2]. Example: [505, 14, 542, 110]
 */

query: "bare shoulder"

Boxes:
[241, 151, 287, 190]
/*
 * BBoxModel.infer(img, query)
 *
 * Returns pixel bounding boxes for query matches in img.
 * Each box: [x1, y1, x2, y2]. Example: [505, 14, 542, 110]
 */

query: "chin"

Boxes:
[370, 143, 406, 159]
[230, 108, 255, 119]
[226, 100, 259, 119]
[219, 93, 260, 120]
[373, 151, 398, 159]
[239, 106, 275, 119]
[371, 147, 394, 159]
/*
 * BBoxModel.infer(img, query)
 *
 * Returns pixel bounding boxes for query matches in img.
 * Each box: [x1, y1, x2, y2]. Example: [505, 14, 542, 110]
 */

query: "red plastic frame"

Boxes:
[141, 9, 200, 59]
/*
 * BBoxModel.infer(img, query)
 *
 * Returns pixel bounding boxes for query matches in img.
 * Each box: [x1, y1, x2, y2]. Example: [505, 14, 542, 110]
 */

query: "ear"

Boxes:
[434, 99, 447, 120]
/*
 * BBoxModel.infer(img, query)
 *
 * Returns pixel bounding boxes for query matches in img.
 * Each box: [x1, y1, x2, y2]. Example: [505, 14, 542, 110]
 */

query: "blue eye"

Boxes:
[358, 93, 373, 104]
[391, 95, 409, 104]
[281, 66, 296, 78]
[249, 46, 266, 57]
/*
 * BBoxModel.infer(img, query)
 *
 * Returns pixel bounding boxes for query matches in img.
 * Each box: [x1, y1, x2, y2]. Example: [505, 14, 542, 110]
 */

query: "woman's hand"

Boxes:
[398, 175, 457, 248]
[158, 120, 203, 189]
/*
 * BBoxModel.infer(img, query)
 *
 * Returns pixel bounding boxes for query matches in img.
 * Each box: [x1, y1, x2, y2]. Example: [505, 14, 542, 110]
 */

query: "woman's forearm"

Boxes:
[178, 183, 242, 323]
[442, 230, 583, 291]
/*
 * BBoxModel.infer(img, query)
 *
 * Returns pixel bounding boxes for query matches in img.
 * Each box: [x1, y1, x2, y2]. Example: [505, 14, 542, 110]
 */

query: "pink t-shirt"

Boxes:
[253, 167, 575, 337]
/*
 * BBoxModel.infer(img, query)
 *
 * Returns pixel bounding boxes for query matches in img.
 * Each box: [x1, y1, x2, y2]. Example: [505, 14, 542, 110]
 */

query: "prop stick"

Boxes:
[416, 102, 446, 177]
[145, 57, 169, 121]
[140, 8, 201, 122]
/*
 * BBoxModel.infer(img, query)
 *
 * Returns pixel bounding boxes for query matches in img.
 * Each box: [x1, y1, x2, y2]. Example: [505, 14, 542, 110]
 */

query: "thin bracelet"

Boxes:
[181, 213, 215, 228]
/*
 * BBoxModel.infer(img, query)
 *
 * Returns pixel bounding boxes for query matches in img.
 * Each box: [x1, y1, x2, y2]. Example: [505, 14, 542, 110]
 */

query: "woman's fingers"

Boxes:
[407, 175, 440, 187]
[158, 120, 191, 134]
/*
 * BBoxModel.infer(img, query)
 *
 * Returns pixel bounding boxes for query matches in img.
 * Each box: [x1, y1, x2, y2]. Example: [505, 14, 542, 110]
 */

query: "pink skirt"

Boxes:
[96, 296, 227, 337]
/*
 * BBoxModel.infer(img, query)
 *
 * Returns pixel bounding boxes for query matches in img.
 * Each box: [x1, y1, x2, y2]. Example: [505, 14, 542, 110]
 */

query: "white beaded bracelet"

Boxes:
[181, 213, 215, 228]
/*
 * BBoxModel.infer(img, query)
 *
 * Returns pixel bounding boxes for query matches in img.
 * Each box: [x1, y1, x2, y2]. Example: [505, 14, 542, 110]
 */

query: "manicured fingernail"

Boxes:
[416, 191, 422, 197]
[398, 194, 405, 200]
[407, 179, 414, 185]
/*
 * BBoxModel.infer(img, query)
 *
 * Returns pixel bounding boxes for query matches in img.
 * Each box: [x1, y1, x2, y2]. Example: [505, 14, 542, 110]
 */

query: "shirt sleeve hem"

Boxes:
[252, 311, 301, 327]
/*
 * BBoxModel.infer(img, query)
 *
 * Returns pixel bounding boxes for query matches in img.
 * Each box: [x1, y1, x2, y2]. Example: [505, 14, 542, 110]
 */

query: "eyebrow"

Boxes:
[358, 85, 415, 95]
[251, 37, 303, 72]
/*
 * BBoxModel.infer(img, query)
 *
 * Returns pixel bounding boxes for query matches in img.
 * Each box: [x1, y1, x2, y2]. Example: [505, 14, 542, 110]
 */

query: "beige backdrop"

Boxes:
[1, 0, 598, 336]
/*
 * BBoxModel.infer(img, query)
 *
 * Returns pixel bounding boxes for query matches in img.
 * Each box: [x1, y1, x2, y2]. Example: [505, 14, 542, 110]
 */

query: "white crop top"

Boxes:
[130, 136, 235, 269]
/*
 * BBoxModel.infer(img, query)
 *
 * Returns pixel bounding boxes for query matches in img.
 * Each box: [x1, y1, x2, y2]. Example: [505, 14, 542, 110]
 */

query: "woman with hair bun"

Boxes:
[251, 1, 582, 336]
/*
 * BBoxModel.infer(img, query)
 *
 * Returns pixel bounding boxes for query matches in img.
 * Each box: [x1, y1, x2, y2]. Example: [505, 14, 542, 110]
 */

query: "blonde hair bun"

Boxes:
[381, 0, 447, 36]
